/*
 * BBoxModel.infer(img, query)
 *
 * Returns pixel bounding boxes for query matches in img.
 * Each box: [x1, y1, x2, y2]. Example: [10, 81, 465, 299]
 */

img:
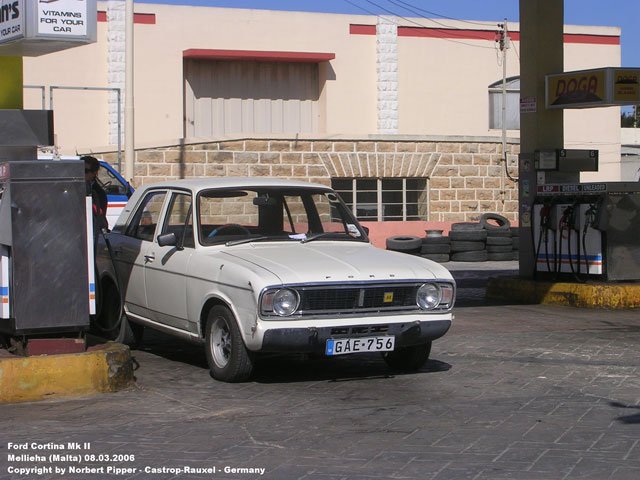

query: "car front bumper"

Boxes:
[257, 318, 452, 353]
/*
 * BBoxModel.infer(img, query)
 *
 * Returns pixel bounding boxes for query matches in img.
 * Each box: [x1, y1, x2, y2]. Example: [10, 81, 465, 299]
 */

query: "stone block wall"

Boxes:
[97, 137, 520, 222]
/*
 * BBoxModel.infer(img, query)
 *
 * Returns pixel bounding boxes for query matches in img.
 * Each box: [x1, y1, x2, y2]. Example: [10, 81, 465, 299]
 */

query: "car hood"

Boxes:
[221, 241, 453, 285]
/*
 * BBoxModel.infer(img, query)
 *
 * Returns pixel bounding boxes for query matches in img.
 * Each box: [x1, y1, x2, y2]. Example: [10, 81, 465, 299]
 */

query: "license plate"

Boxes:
[325, 336, 395, 356]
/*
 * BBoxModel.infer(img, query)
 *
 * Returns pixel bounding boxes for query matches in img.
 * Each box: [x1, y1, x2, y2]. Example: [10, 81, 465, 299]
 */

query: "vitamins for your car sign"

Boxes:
[37, 0, 87, 36]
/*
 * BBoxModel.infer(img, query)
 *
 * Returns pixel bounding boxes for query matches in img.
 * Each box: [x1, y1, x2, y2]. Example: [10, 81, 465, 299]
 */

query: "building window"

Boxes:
[488, 76, 520, 130]
[332, 178, 428, 222]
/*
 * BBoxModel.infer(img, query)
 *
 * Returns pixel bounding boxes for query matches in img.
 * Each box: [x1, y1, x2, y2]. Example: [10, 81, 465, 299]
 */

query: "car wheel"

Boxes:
[382, 342, 432, 371]
[94, 280, 143, 346]
[205, 306, 254, 382]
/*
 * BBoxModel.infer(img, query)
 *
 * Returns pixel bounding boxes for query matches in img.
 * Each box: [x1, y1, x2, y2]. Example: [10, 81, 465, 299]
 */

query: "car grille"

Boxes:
[297, 284, 420, 315]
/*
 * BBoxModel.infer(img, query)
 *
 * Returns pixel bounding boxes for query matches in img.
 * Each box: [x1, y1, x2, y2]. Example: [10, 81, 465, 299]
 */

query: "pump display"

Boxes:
[532, 182, 640, 281]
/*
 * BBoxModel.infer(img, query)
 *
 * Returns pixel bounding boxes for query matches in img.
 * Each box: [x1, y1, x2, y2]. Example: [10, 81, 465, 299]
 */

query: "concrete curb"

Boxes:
[486, 276, 640, 309]
[0, 342, 134, 404]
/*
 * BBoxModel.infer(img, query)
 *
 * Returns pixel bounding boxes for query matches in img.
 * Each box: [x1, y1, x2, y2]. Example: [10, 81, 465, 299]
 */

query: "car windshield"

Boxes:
[197, 187, 368, 246]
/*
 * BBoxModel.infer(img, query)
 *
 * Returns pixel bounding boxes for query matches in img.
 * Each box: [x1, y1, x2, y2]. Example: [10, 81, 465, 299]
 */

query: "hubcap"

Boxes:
[210, 317, 232, 368]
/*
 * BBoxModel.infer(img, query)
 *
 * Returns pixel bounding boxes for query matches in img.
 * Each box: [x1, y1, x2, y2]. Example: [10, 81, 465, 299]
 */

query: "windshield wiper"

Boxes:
[301, 232, 357, 244]
[225, 235, 290, 247]
[225, 236, 271, 246]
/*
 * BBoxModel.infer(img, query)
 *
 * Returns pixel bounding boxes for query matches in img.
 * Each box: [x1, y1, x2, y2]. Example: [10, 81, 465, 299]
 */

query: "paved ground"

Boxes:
[2, 261, 639, 480]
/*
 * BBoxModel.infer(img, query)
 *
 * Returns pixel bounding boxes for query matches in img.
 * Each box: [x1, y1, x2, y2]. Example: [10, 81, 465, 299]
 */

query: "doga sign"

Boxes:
[546, 67, 640, 109]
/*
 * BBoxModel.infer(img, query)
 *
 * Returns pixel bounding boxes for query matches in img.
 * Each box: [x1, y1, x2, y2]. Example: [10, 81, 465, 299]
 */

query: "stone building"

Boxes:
[24, 2, 622, 237]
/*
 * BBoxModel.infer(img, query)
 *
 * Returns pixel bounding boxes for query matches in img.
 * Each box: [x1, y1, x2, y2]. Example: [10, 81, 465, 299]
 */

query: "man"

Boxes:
[82, 155, 109, 239]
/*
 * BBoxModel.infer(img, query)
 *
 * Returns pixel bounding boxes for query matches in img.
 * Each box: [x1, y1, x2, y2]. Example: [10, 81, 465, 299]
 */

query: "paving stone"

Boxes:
[1, 264, 640, 479]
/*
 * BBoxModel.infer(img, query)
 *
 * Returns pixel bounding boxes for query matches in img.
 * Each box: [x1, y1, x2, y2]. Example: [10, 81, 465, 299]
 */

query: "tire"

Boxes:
[486, 245, 513, 253]
[510, 226, 520, 237]
[421, 253, 450, 263]
[451, 240, 485, 252]
[448, 229, 487, 242]
[451, 222, 483, 231]
[94, 280, 143, 346]
[511, 250, 520, 260]
[451, 250, 489, 262]
[485, 236, 512, 246]
[205, 305, 254, 383]
[386, 236, 422, 252]
[422, 236, 451, 245]
[420, 244, 451, 254]
[485, 228, 513, 238]
[382, 342, 431, 371]
[480, 213, 511, 230]
[512, 236, 520, 250]
[487, 252, 515, 261]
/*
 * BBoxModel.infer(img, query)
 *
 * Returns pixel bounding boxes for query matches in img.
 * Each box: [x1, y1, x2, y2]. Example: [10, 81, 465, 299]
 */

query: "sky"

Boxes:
[139, 0, 640, 69]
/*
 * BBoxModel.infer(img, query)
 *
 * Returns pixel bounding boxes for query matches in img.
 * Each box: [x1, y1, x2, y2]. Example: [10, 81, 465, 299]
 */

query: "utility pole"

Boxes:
[496, 20, 510, 208]
[125, 0, 135, 184]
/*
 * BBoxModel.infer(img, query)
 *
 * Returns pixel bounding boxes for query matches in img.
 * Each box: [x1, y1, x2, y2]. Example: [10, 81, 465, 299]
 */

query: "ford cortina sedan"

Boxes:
[94, 178, 455, 382]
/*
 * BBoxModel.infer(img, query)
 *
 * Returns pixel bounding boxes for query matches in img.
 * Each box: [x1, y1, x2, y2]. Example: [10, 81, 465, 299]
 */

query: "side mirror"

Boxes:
[157, 232, 178, 248]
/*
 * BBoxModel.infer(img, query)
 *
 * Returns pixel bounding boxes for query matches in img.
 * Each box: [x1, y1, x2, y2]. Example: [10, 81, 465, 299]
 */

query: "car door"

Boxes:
[115, 189, 168, 320]
[144, 191, 194, 333]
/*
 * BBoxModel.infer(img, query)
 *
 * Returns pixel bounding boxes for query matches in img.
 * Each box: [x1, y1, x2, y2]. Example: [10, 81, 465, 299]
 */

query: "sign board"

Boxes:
[613, 69, 640, 102]
[37, 0, 88, 37]
[0, 0, 96, 56]
[536, 183, 608, 195]
[534, 149, 599, 172]
[520, 96, 537, 113]
[546, 68, 640, 109]
[0, 0, 24, 43]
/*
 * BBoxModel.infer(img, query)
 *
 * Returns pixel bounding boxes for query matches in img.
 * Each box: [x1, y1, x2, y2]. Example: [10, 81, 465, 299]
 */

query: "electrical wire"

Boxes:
[363, 0, 497, 44]
[390, 0, 498, 27]
[344, 0, 497, 50]
[385, 0, 496, 33]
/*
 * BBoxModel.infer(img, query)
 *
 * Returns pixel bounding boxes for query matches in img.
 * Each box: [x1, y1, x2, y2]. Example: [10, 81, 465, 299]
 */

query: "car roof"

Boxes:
[138, 177, 332, 193]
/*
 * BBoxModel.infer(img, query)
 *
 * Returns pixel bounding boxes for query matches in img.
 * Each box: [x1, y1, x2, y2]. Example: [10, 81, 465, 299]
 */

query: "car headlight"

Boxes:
[262, 288, 300, 316]
[416, 283, 441, 310]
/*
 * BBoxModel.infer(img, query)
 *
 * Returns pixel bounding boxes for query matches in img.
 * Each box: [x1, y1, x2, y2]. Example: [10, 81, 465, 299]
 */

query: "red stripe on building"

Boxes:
[350, 24, 376, 35]
[183, 49, 335, 63]
[564, 34, 619, 45]
[399, 26, 497, 41]
[97, 11, 156, 24]
[350, 24, 619, 45]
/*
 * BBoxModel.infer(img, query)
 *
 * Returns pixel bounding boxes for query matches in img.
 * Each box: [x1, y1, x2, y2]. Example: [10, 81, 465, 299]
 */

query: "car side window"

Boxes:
[126, 191, 167, 241]
[162, 192, 194, 248]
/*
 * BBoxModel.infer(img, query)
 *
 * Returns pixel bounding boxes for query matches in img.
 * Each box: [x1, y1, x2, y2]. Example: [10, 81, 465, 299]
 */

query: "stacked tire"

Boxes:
[481, 213, 513, 261]
[420, 235, 451, 263]
[385, 236, 422, 255]
[511, 227, 520, 260]
[449, 222, 488, 262]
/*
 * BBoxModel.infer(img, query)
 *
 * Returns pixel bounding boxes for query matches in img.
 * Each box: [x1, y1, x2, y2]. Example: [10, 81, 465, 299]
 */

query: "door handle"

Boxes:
[144, 254, 155, 263]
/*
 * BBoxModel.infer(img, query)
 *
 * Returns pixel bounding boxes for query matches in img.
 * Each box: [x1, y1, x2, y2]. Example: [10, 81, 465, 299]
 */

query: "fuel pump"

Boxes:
[533, 200, 557, 274]
[556, 202, 581, 275]
[579, 202, 603, 275]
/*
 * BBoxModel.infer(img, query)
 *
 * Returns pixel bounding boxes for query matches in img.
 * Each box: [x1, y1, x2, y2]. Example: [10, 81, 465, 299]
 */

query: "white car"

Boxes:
[95, 178, 456, 382]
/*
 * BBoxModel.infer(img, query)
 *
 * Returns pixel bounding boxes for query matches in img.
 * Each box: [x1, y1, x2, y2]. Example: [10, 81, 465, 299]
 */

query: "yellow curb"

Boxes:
[486, 276, 640, 309]
[0, 342, 134, 404]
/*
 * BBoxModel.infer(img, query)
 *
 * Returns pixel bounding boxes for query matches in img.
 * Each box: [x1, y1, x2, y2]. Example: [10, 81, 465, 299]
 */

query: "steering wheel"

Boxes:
[208, 223, 252, 238]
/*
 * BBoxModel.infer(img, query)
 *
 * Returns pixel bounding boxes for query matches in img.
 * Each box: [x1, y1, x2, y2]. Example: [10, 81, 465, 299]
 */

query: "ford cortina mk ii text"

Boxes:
[95, 178, 456, 382]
